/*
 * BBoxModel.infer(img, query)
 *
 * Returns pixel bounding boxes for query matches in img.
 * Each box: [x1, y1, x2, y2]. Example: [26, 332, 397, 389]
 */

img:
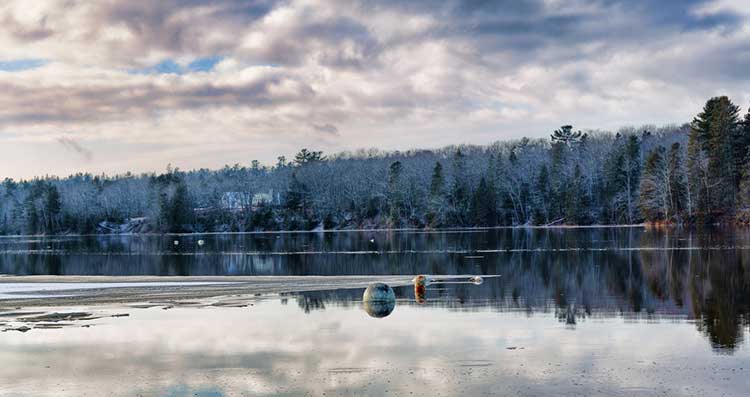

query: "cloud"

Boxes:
[56, 136, 93, 161]
[312, 123, 339, 135]
[0, 0, 749, 178]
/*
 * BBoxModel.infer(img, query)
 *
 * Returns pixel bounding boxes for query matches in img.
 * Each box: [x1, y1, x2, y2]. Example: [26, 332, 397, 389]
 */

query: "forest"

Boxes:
[2, 95, 750, 235]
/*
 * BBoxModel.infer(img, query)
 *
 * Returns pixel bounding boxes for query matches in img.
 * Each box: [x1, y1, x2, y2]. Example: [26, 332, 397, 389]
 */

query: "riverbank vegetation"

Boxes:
[2, 96, 750, 235]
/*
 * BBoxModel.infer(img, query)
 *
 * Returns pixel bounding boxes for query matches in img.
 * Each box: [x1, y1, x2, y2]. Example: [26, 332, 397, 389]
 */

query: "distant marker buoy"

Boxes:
[362, 282, 396, 318]
[369, 238, 375, 243]
[197, 239, 205, 246]
[173, 240, 179, 246]
[470, 276, 484, 285]
[413, 275, 428, 304]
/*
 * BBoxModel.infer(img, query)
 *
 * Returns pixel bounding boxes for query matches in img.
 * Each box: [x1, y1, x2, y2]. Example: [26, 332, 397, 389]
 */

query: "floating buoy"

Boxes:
[173, 240, 179, 246]
[362, 283, 396, 318]
[197, 239, 205, 246]
[369, 238, 375, 243]
[470, 276, 484, 285]
[412, 275, 429, 287]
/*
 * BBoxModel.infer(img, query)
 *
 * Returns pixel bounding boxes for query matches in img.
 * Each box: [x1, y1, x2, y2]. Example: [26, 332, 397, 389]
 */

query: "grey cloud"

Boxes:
[0, 74, 317, 125]
[57, 136, 93, 161]
[0, 0, 749, 178]
[312, 124, 339, 135]
[3, 14, 54, 41]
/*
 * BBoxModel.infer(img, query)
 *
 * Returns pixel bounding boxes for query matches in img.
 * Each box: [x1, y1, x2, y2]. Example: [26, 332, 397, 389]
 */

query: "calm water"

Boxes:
[2, 228, 750, 396]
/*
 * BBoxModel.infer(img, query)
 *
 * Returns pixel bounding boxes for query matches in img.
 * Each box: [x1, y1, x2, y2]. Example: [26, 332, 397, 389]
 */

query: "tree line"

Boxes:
[2, 96, 750, 235]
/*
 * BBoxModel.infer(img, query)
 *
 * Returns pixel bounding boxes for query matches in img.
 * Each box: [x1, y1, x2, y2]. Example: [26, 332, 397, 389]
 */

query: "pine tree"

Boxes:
[623, 135, 641, 222]
[427, 161, 446, 226]
[45, 184, 61, 232]
[639, 147, 668, 222]
[429, 162, 444, 197]
[551, 125, 583, 147]
[286, 172, 309, 211]
[169, 181, 192, 232]
[449, 149, 470, 225]
[602, 134, 641, 223]
[472, 177, 497, 226]
[387, 161, 403, 224]
[667, 142, 687, 221]
[739, 110, 750, 216]
[565, 164, 591, 224]
[533, 164, 552, 224]
[688, 96, 741, 220]
[738, 147, 750, 202]
[293, 148, 325, 166]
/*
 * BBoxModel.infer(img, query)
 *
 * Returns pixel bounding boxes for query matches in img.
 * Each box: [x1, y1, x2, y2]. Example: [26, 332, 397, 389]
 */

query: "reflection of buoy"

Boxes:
[173, 240, 179, 246]
[197, 239, 205, 246]
[470, 276, 483, 285]
[362, 283, 396, 318]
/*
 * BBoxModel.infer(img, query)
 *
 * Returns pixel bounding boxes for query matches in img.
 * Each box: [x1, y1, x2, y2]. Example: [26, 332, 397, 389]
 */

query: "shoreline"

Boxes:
[0, 224, 647, 239]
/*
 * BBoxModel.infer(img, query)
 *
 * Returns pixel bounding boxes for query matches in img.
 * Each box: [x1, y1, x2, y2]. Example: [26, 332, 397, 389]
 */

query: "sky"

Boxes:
[1, 0, 749, 179]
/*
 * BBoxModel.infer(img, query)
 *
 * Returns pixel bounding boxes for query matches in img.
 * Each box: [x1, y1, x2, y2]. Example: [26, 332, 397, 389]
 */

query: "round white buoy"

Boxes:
[369, 238, 375, 243]
[197, 239, 205, 246]
[470, 276, 483, 285]
[362, 282, 396, 318]
[173, 240, 179, 246]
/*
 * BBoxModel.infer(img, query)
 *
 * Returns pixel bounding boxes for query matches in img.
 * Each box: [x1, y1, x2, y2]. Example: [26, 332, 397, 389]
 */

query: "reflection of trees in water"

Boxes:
[2, 228, 750, 351]
[296, 294, 326, 314]
[281, 229, 750, 353]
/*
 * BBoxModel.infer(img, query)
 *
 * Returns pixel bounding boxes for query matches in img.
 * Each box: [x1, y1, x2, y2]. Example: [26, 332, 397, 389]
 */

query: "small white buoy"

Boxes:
[173, 240, 179, 246]
[369, 238, 375, 243]
[470, 276, 483, 285]
[197, 239, 205, 246]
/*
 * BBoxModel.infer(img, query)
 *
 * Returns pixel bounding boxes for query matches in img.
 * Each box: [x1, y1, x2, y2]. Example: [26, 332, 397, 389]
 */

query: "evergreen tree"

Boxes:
[472, 177, 497, 226]
[551, 125, 583, 147]
[565, 164, 591, 224]
[667, 142, 687, 221]
[533, 164, 552, 224]
[449, 149, 470, 225]
[286, 172, 309, 211]
[45, 184, 61, 232]
[549, 143, 566, 220]
[387, 161, 404, 224]
[688, 96, 741, 219]
[639, 147, 668, 222]
[429, 162, 444, 197]
[427, 161, 445, 226]
[170, 181, 193, 232]
[293, 148, 325, 166]
[603, 135, 641, 223]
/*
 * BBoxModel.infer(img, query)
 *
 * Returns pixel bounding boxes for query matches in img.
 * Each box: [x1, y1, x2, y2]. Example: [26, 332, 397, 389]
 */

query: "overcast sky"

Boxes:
[1, 0, 749, 178]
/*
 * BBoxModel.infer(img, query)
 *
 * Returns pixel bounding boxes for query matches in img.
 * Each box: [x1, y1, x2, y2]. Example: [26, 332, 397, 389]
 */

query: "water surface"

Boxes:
[1, 228, 750, 395]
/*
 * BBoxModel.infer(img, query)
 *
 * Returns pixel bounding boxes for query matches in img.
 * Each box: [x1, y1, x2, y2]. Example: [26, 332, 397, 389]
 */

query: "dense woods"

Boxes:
[2, 96, 750, 235]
